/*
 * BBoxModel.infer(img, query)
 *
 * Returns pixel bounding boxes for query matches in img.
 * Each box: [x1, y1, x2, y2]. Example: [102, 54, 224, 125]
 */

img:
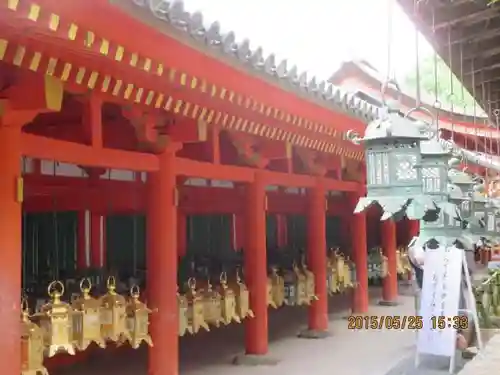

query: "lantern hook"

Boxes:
[187, 277, 196, 291]
[130, 285, 141, 299]
[380, 78, 402, 108]
[21, 298, 31, 322]
[48, 280, 64, 301]
[219, 272, 228, 288]
[235, 268, 242, 284]
[80, 277, 92, 294]
[106, 276, 117, 294]
[345, 130, 362, 145]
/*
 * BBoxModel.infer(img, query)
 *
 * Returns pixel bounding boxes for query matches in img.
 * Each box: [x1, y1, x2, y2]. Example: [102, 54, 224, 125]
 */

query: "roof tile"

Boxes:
[130, 0, 379, 124]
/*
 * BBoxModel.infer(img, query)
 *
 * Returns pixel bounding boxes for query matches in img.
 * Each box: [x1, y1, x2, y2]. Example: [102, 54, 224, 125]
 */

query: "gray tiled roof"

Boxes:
[127, 0, 380, 124]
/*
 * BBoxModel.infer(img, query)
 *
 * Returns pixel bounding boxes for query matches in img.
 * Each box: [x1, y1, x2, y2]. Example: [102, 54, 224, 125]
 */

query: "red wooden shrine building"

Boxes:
[0, 2, 493, 375]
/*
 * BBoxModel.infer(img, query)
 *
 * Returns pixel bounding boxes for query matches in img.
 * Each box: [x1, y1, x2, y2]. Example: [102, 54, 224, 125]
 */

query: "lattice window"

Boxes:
[422, 167, 440, 193]
[394, 154, 417, 181]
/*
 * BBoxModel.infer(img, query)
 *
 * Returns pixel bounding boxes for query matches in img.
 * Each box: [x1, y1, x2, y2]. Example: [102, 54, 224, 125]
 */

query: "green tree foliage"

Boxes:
[404, 55, 477, 111]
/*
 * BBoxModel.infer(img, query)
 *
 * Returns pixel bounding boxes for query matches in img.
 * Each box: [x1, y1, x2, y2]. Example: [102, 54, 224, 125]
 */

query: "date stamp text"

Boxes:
[347, 315, 424, 330]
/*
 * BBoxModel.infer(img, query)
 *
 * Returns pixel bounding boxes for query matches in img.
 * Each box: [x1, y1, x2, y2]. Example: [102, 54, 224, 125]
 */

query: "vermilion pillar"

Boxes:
[177, 211, 186, 257]
[77, 211, 89, 269]
[380, 220, 398, 305]
[244, 173, 268, 355]
[147, 148, 178, 375]
[232, 213, 245, 250]
[0, 125, 22, 375]
[306, 181, 328, 332]
[77, 211, 105, 268]
[90, 212, 105, 267]
[349, 193, 369, 313]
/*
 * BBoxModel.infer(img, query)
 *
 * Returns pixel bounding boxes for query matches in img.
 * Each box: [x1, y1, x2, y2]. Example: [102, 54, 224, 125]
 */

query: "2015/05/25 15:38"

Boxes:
[347, 315, 469, 330]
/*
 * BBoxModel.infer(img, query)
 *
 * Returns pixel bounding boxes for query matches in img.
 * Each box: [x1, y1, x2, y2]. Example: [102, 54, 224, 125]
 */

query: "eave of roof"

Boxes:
[330, 60, 488, 121]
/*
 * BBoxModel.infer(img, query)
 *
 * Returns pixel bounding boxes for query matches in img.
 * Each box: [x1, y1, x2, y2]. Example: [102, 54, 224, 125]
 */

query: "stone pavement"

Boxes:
[53, 286, 446, 375]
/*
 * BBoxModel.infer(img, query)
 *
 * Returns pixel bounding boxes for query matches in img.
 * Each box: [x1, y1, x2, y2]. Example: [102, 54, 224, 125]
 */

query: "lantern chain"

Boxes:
[413, 0, 422, 108]
[459, 42, 468, 170]
[447, 26, 455, 136]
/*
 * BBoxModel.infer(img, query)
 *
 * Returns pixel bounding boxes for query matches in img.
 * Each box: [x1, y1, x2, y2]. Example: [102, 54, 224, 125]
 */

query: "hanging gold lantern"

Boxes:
[326, 258, 339, 295]
[21, 300, 48, 375]
[178, 289, 192, 336]
[395, 248, 405, 275]
[269, 267, 285, 308]
[99, 276, 130, 343]
[266, 275, 278, 308]
[36, 281, 75, 357]
[335, 251, 346, 286]
[327, 249, 340, 294]
[71, 278, 106, 351]
[343, 256, 354, 288]
[400, 248, 412, 272]
[185, 278, 209, 333]
[379, 249, 389, 278]
[230, 270, 254, 320]
[216, 272, 239, 325]
[123, 285, 153, 349]
[283, 264, 299, 306]
[201, 279, 223, 327]
[301, 258, 318, 304]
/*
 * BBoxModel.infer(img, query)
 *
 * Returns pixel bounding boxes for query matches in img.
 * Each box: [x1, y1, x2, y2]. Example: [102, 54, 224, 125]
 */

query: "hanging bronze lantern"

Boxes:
[21, 300, 48, 375]
[301, 257, 318, 304]
[334, 251, 346, 287]
[395, 249, 405, 275]
[99, 276, 130, 343]
[123, 285, 153, 349]
[201, 279, 223, 327]
[327, 248, 340, 294]
[35, 281, 75, 357]
[177, 288, 192, 336]
[266, 273, 278, 308]
[231, 270, 254, 319]
[349, 257, 358, 287]
[216, 272, 239, 325]
[379, 249, 389, 278]
[326, 257, 339, 295]
[71, 278, 106, 351]
[185, 278, 209, 333]
[269, 267, 285, 308]
[346, 89, 431, 220]
[342, 256, 354, 288]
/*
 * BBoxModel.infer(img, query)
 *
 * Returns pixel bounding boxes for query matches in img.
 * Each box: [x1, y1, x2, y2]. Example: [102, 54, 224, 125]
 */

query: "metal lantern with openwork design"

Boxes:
[71, 278, 106, 351]
[98, 276, 131, 343]
[123, 285, 154, 349]
[484, 197, 500, 246]
[347, 103, 431, 220]
[470, 189, 487, 244]
[448, 169, 475, 221]
[35, 281, 76, 357]
[416, 137, 463, 247]
[21, 300, 48, 375]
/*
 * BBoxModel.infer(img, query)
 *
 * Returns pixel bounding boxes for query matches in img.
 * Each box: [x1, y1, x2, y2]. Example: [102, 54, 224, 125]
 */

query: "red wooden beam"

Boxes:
[21, 133, 159, 171]
[24, 174, 350, 214]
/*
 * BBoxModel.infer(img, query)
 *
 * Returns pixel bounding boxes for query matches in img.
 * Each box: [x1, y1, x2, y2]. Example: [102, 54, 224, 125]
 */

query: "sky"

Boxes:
[181, 0, 434, 83]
